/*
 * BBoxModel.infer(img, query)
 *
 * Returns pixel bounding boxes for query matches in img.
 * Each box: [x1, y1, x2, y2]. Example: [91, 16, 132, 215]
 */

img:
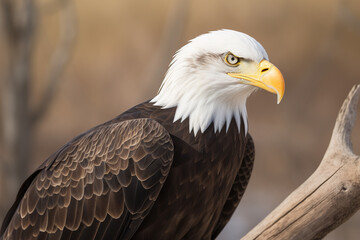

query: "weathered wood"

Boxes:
[242, 84, 360, 240]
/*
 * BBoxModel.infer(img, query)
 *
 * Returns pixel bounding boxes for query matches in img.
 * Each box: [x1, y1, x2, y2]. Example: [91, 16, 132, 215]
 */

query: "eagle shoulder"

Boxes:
[1, 118, 174, 240]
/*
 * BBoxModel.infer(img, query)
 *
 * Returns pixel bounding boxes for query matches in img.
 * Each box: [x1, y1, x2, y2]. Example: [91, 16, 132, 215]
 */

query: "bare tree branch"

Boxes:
[326, 85, 360, 156]
[0, 0, 76, 224]
[30, 0, 76, 125]
[142, 0, 190, 96]
[0, 0, 36, 221]
[338, 0, 360, 34]
[242, 85, 360, 240]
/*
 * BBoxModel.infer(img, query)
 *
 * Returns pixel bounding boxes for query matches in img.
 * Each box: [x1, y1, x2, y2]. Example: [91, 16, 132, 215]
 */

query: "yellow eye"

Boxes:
[225, 53, 240, 66]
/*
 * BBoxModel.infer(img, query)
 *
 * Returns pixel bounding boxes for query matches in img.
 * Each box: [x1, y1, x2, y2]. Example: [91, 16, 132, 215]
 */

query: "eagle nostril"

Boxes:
[261, 68, 269, 73]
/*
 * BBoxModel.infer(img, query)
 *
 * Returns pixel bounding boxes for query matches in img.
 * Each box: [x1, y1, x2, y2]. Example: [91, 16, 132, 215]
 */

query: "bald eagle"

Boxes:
[0, 30, 284, 240]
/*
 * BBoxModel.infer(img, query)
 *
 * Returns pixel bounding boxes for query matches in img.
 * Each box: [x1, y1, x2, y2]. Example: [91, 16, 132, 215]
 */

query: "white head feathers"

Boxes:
[151, 29, 269, 135]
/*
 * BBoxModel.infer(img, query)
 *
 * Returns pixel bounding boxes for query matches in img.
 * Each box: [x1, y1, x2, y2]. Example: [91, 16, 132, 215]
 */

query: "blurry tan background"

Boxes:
[1, 0, 360, 239]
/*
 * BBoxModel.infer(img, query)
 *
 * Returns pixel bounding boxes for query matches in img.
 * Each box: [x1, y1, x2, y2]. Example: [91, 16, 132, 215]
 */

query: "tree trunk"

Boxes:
[0, 0, 76, 222]
[241, 84, 360, 240]
[0, 0, 36, 219]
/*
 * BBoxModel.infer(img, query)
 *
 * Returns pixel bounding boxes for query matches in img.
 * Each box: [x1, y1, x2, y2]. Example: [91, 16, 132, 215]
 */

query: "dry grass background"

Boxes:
[1, 0, 360, 239]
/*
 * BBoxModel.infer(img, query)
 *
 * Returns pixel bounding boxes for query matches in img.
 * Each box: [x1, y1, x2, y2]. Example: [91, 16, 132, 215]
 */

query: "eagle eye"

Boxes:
[225, 53, 240, 66]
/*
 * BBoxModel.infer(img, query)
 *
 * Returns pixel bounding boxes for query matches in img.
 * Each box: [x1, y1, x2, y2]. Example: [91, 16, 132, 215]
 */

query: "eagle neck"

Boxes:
[151, 96, 249, 137]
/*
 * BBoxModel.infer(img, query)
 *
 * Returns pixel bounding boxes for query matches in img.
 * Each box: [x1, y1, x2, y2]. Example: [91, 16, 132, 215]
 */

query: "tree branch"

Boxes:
[242, 84, 360, 240]
[142, 0, 189, 96]
[326, 84, 360, 156]
[0, 0, 36, 223]
[338, 0, 360, 34]
[30, 0, 76, 125]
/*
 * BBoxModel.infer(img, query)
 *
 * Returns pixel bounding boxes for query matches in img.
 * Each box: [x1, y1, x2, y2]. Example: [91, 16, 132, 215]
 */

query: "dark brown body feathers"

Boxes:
[1, 102, 255, 240]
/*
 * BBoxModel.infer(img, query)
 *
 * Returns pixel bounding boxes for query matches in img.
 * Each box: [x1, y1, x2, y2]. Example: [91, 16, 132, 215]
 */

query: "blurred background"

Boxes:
[0, 0, 360, 239]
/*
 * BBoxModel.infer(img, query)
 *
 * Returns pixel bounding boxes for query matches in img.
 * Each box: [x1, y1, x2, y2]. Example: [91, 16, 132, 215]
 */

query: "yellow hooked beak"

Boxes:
[227, 60, 285, 104]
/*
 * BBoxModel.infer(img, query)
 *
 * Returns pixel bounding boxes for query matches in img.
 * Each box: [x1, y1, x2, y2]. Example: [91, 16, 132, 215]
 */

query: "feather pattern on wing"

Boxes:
[0, 119, 174, 240]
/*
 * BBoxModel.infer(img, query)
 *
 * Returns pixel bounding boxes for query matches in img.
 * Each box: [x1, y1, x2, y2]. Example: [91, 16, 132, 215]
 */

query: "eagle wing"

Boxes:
[211, 134, 255, 239]
[0, 118, 174, 240]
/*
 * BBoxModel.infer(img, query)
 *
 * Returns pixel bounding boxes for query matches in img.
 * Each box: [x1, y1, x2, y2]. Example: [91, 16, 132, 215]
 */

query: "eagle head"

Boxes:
[151, 29, 285, 135]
